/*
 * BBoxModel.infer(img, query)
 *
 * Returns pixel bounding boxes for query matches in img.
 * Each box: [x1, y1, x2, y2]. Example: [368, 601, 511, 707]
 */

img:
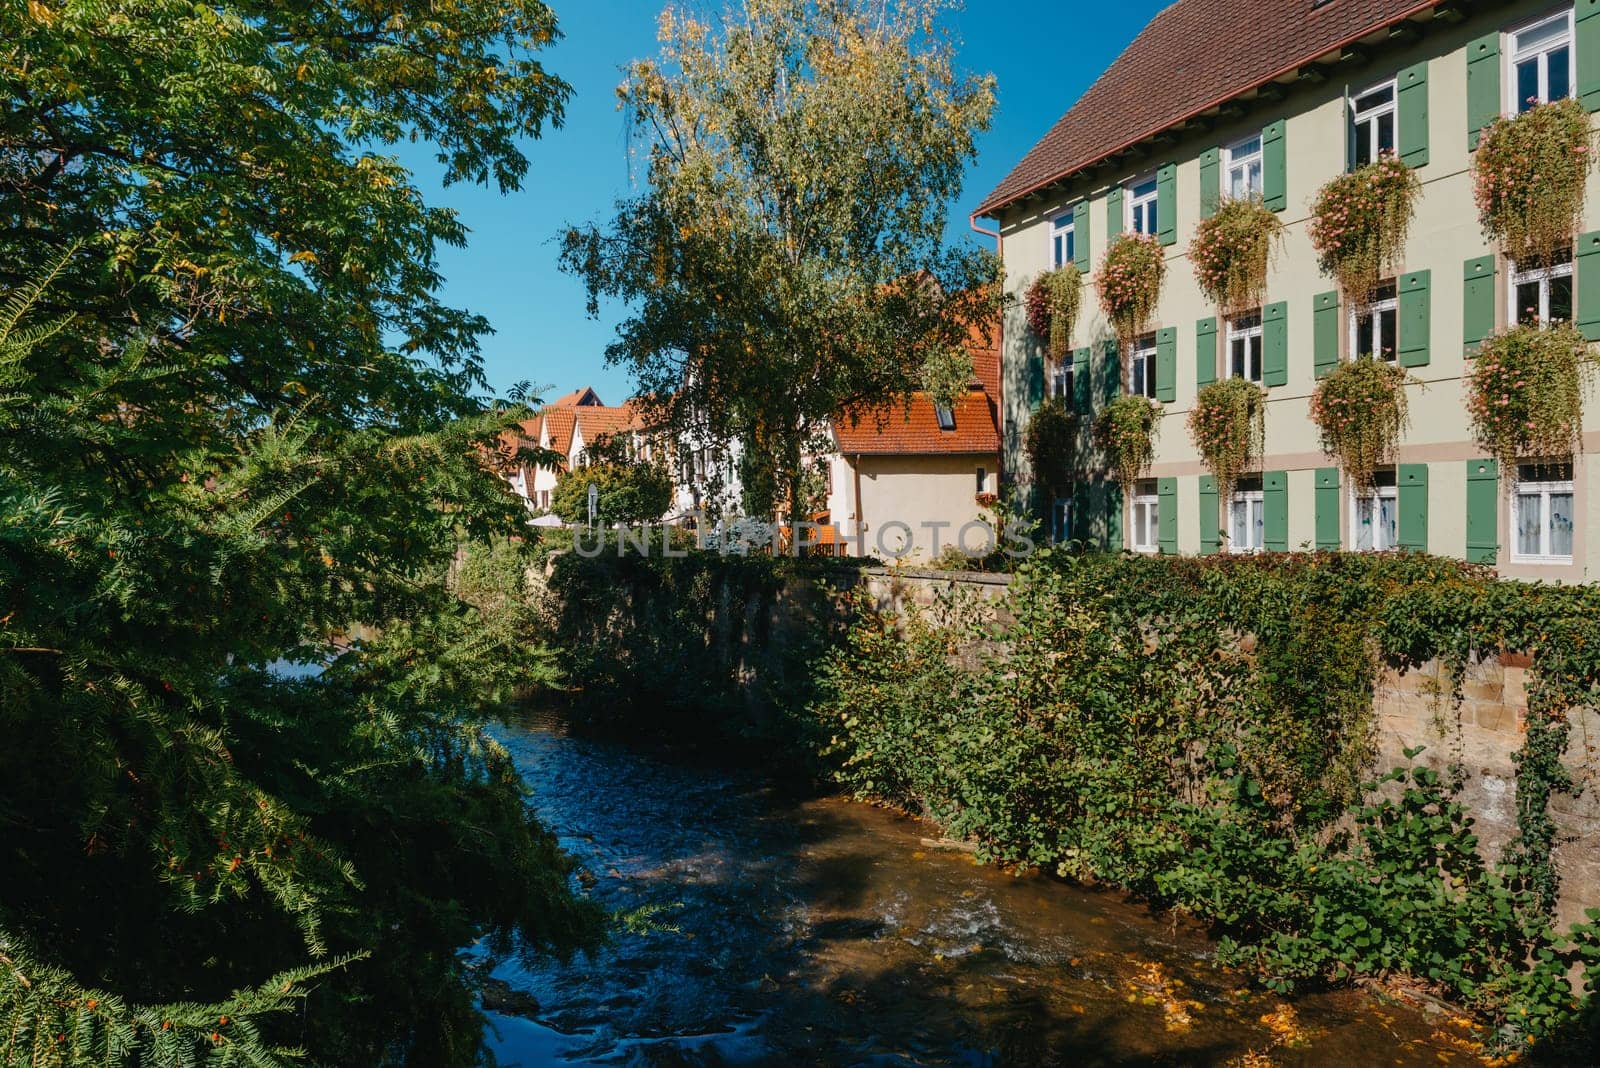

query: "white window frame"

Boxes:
[1224, 133, 1264, 200]
[1348, 469, 1400, 551]
[1228, 482, 1265, 554]
[1349, 78, 1398, 169]
[1510, 248, 1574, 326]
[1128, 173, 1159, 237]
[1511, 462, 1575, 564]
[1050, 214, 1076, 269]
[1227, 312, 1264, 384]
[1051, 360, 1072, 400]
[1507, 10, 1575, 114]
[1052, 498, 1073, 544]
[1129, 333, 1158, 399]
[1131, 482, 1159, 553]
[1349, 280, 1399, 361]
[976, 466, 989, 495]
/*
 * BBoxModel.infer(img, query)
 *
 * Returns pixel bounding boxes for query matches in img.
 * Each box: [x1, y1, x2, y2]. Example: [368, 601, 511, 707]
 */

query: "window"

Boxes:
[1229, 477, 1265, 553]
[1132, 480, 1159, 553]
[1350, 80, 1397, 168]
[1225, 133, 1263, 199]
[1050, 214, 1076, 268]
[1511, 247, 1573, 326]
[1513, 462, 1575, 563]
[1051, 361, 1073, 400]
[1128, 175, 1159, 237]
[539, 490, 550, 511]
[1351, 280, 1399, 360]
[1129, 333, 1159, 399]
[934, 404, 955, 431]
[1228, 312, 1263, 383]
[1510, 12, 1573, 113]
[1351, 468, 1399, 550]
[1052, 498, 1073, 544]
[976, 467, 988, 494]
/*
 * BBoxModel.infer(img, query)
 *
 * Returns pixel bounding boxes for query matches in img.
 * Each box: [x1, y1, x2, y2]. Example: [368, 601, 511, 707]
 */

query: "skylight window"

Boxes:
[935, 404, 956, 431]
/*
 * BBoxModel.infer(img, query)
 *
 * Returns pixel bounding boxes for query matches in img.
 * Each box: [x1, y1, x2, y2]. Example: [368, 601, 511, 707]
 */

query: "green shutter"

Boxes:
[1263, 470, 1288, 552]
[1467, 32, 1501, 149]
[1155, 326, 1177, 403]
[1198, 147, 1221, 218]
[1027, 347, 1045, 407]
[1072, 346, 1091, 414]
[1262, 119, 1287, 212]
[1398, 463, 1429, 553]
[1577, 230, 1600, 342]
[1071, 482, 1090, 543]
[1314, 467, 1341, 550]
[1196, 316, 1217, 387]
[1105, 479, 1123, 551]
[1466, 459, 1500, 564]
[1398, 270, 1431, 368]
[1157, 477, 1178, 554]
[1100, 339, 1119, 405]
[1156, 163, 1177, 247]
[1397, 61, 1430, 168]
[1262, 300, 1288, 387]
[1106, 188, 1123, 240]
[1463, 256, 1497, 355]
[1579, 0, 1600, 111]
[1313, 291, 1340, 379]
[1072, 200, 1091, 272]
[1198, 474, 1219, 555]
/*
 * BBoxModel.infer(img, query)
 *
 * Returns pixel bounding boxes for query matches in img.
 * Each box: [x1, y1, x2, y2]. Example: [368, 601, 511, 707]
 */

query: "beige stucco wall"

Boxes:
[828, 453, 998, 561]
[995, 0, 1600, 580]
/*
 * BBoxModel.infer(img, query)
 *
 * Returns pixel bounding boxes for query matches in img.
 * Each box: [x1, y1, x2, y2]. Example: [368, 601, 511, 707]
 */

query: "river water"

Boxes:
[484, 709, 1479, 1066]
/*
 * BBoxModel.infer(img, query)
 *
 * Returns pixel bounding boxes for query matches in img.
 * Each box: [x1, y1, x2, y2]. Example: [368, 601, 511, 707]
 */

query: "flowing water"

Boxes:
[485, 709, 1479, 1066]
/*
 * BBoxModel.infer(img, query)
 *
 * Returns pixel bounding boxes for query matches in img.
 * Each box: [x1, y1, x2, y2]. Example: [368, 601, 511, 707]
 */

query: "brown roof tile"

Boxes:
[834, 388, 1000, 456]
[975, 0, 1437, 217]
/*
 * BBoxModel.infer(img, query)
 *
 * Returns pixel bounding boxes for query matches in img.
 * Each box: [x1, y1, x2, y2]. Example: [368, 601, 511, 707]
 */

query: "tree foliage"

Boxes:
[550, 437, 674, 526]
[560, 0, 999, 519]
[0, 3, 604, 1064]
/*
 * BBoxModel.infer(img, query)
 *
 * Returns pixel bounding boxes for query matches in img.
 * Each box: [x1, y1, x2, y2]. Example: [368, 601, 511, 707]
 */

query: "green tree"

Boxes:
[550, 436, 675, 525]
[0, 3, 603, 1065]
[561, 0, 999, 522]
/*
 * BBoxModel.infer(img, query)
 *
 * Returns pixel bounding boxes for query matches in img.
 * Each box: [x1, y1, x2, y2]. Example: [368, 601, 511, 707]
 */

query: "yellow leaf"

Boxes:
[289, 250, 318, 265]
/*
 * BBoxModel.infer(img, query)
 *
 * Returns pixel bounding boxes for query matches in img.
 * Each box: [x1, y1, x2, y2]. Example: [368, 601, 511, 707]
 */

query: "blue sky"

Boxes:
[396, 0, 1167, 405]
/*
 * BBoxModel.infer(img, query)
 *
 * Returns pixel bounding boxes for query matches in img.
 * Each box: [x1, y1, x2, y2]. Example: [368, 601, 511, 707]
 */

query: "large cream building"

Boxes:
[977, 0, 1600, 582]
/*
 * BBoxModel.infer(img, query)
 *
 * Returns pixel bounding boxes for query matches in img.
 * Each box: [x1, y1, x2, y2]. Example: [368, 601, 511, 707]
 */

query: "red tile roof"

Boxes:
[834, 388, 999, 456]
[975, 0, 1437, 217]
[547, 386, 603, 408]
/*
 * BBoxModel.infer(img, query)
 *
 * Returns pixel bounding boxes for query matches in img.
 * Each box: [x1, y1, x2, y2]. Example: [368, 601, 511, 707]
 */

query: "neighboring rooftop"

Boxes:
[832, 327, 1001, 456]
[975, 0, 1440, 217]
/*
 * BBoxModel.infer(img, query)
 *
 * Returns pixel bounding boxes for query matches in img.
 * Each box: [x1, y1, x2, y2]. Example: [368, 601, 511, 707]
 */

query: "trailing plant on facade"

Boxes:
[1189, 196, 1284, 316]
[1466, 323, 1597, 469]
[1096, 233, 1166, 342]
[1025, 265, 1083, 360]
[1308, 155, 1422, 300]
[1024, 396, 1077, 501]
[1474, 97, 1594, 263]
[1095, 394, 1162, 488]
[1309, 356, 1412, 492]
[1187, 377, 1266, 498]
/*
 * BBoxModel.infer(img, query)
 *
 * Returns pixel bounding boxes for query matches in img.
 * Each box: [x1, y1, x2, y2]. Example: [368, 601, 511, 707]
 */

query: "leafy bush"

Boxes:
[1096, 233, 1166, 342]
[1308, 155, 1421, 300]
[1309, 356, 1412, 492]
[1023, 396, 1077, 501]
[1025, 265, 1083, 361]
[1466, 323, 1597, 469]
[1474, 97, 1594, 263]
[1187, 377, 1265, 498]
[1189, 196, 1284, 316]
[1095, 394, 1161, 488]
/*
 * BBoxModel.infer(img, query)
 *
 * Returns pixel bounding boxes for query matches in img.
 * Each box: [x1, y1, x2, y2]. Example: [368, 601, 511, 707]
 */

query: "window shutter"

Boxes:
[1198, 147, 1220, 218]
[1314, 468, 1341, 550]
[1398, 270, 1431, 367]
[1072, 347, 1091, 414]
[1466, 459, 1500, 564]
[1263, 301, 1288, 387]
[1579, 0, 1600, 111]
[1398, 463, 1429, 552]
[1198, 475, 1219, 555]
[1313, 291, 1340, 379]
[1340, 83, 1353, 174]
[1105, 479, 1123, 551]
[1106, 188, 1124, 240]
[1196, 316, 1217, 387]
[1577, 230, 1600, 342]
[1100, 339, 1120, 405]
[1263, 470, 1288, 552]
[1157, 477, 1178, 554]
[1156, 163, 1177, 246]
[1071, 482, 1090, 542]
[1262, 119, 1287, 211]
[1467, 33, 1500, 149]
[1463, 256, 1496, 355]
[1397, 61, 1430, 168]
[1155, 326, 1177, 403]
[1072, 200, 1091, 272]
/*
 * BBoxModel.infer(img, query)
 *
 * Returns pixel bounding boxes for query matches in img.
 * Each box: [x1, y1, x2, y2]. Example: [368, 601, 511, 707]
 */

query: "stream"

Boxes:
[483, 708, 1479, 1066]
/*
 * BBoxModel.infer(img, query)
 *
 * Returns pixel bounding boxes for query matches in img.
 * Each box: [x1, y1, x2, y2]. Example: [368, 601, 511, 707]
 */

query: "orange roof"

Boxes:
[547, 386, 604, 408]
[834, 387, 999, 456]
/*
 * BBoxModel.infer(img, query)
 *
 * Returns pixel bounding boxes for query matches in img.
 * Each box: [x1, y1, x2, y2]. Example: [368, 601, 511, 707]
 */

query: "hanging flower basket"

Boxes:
[1474, 97, 1594, 264]
[1025, 265, 1083, 361]
[1309, 357, 1412, 493]
[1187, 377, 1266, 499]
[1024, 396, 1077, 500]
[1308, 155, 1421, 301]
[1189, 197, 1285, 316]
[1096, 233, 1166, 342]
[1466, 323, 1596, 470]
[1095, 394, 1162, 488]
